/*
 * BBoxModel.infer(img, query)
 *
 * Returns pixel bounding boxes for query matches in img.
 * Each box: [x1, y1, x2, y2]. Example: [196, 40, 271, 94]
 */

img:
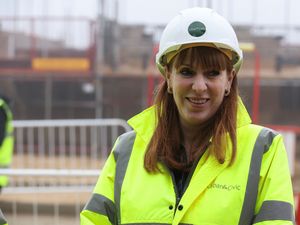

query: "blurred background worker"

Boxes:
[0, 96, 14, 193]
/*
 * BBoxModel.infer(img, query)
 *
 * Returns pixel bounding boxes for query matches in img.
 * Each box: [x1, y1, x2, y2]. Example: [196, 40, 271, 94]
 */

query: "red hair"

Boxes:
[144, 47, 238, 172]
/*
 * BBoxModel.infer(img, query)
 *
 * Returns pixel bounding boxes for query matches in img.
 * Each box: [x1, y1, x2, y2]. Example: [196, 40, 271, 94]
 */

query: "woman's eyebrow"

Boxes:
[178, 63, 193, 67]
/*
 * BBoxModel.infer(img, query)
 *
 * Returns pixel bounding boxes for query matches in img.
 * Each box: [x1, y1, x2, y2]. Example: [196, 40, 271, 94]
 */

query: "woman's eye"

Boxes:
[179, 68, 194, 76]
[206, 70, 220, 77]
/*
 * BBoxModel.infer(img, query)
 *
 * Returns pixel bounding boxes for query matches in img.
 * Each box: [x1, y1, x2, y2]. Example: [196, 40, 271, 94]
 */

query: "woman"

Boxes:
[81, 7, 295, 225]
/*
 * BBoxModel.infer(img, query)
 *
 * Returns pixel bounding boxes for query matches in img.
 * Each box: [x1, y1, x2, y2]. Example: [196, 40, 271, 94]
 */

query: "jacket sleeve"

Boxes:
[80, 138, 119, 225]
[253, 134, 295, 225]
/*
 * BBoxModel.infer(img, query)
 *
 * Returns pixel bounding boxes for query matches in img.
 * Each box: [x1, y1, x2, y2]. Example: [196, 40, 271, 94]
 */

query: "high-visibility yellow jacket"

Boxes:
[0, 98, 14, 187]
[81, 100, 295, 225]
[0, 209, 8, 225]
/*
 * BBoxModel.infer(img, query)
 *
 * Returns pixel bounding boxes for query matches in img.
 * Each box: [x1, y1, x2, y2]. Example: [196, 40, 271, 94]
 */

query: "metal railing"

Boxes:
[0, 118, 131, 225]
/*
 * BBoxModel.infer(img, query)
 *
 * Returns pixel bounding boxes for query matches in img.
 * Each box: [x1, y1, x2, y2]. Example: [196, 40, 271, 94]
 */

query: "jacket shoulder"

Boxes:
[113, 131, 136, 162]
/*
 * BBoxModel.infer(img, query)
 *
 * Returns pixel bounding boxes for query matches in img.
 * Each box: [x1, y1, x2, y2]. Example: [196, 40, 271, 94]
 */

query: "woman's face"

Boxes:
[166, 48, 234, 130]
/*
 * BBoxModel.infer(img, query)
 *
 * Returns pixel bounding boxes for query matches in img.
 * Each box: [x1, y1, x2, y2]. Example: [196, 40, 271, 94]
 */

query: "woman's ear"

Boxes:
[165, 66, 173, 94]
[227, 69, 236, 89]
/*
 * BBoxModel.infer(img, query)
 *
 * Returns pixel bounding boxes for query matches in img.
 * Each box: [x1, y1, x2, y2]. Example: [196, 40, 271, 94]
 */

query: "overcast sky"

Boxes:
[1, 0, 300, 44]
[1, 0, 299, 26]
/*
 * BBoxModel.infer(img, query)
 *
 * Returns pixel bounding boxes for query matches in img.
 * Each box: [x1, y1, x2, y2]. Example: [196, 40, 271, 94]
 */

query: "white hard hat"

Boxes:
[156, 7, 243, 76]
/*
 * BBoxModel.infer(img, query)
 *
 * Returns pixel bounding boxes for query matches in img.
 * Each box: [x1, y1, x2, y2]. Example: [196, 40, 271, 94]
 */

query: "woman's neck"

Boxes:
[181, 126, 203, 152]
[180, 119, 212, 155]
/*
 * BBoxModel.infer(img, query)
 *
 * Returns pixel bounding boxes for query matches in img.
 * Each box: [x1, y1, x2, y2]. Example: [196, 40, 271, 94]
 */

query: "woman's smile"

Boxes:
[186, 97, 209, 106]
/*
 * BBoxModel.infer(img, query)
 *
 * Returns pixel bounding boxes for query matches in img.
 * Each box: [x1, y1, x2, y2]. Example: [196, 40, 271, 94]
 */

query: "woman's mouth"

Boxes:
[187, 97, 209, 105]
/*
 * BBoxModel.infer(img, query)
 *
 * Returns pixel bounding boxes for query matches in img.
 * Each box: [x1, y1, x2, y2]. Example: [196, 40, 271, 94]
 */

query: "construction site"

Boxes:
[0, 0, 299, 224]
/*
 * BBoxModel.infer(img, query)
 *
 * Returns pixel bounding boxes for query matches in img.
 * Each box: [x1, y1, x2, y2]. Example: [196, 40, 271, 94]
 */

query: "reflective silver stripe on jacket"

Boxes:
[0, 165, 9, 168]
[5, 132, 13, 137]
[0, 218, 6, 225]
[83, 131, 136, 224]
[238, 128, 293, 224]
[114, 131, 136, 225]
[111, 131, 192, 225]
[0, 209, 7, 225]
[253, 200, 295, 224]
[83, 193, 116, 224]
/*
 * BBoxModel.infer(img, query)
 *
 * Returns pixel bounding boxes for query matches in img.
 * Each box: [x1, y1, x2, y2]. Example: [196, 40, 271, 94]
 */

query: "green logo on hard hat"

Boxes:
[188, 21, 206, 37]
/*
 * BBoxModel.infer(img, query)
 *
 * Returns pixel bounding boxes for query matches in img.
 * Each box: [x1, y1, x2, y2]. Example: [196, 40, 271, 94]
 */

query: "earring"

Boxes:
[225, 89, 230, 96]
[167, 86, 173, 94]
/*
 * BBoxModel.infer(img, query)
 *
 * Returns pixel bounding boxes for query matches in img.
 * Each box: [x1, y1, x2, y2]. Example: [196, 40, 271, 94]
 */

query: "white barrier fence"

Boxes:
[9, 118, 130, 186]
[0, 118, 131, 225]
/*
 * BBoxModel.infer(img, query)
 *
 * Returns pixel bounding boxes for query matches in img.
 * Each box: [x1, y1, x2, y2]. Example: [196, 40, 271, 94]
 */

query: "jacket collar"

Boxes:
[127, 97, 252, 143]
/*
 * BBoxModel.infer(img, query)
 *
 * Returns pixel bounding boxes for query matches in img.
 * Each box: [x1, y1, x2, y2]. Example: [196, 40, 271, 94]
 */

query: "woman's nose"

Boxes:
[192, 74, 207, 92]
